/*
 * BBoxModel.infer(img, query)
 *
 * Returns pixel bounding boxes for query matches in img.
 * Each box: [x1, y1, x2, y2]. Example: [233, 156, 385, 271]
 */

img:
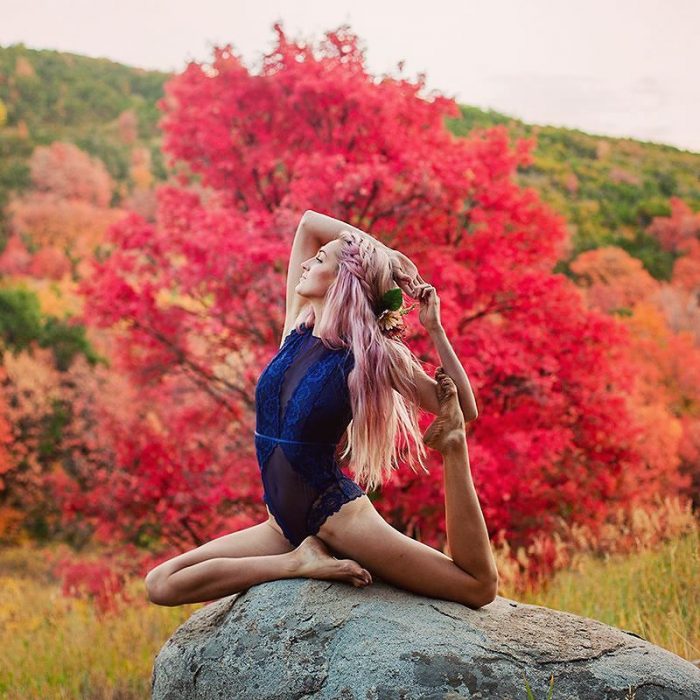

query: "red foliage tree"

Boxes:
[71, 24, 685, 571]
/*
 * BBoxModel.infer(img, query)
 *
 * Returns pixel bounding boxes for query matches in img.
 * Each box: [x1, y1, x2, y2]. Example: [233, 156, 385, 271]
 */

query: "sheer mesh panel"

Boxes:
[262, 445, 320, 546]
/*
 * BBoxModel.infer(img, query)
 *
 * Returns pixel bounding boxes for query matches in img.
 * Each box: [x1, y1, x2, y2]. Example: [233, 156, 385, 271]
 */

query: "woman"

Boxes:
[145, 211, 498, 609]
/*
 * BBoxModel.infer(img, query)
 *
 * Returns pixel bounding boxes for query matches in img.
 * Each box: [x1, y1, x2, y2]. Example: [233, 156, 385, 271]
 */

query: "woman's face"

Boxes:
[296, 239, 341, 298]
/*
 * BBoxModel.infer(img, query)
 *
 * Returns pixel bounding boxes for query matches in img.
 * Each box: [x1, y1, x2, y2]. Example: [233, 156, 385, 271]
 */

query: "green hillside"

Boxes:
[0, 43, 170, 236]
[448, 106, 700, 279]
[1, 43, 699, 282]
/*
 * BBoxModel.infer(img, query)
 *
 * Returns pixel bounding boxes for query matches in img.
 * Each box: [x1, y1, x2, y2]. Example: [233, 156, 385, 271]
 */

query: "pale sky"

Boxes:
[2, 0, 698, 153]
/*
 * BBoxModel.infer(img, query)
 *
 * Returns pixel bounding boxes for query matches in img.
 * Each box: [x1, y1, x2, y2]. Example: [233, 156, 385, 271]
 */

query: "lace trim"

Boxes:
[306, 477, 366, 536]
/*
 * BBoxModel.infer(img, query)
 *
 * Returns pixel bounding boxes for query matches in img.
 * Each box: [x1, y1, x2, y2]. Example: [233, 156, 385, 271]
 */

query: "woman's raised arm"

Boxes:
[301, 210, 393, 255]
[301, 211, 425, 296]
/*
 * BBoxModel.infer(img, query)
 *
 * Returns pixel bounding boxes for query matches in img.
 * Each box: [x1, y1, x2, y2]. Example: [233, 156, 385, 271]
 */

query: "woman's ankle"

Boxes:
[440, 431, 467, 458]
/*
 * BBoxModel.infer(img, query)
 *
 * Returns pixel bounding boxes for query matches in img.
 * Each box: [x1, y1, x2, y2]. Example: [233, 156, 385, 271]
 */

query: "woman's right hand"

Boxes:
[390, 250, 426, 298]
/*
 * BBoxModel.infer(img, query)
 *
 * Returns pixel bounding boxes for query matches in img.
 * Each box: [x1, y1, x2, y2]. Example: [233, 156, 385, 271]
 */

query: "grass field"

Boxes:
[0, 524, 697, 698]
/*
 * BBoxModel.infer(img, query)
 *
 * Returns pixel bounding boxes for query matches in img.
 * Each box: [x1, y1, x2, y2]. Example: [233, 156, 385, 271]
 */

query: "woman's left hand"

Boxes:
[390, 250, 425, 297]
[415, 284, 442, 333]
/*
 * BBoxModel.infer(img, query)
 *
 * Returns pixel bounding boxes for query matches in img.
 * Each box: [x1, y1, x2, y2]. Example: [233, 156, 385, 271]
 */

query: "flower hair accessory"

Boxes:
[376, 287, 417, 339]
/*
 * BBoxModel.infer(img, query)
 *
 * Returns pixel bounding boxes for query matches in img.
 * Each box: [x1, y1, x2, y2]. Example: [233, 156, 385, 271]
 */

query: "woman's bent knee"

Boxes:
[144, 567, 175, 606]
[459, 573, 498, 609]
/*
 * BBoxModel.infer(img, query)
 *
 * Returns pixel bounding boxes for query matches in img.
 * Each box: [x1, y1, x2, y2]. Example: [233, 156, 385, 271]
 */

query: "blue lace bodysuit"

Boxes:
[254, 321, 366, 546]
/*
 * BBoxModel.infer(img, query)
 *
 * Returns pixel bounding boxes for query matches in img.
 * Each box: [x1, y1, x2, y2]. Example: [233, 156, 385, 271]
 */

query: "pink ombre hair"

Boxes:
[295, 229, 430, 491]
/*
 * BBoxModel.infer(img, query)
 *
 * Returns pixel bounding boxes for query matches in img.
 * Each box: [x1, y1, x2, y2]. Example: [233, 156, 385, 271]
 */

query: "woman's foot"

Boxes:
[422, 367, 465, 454]
[292, 535, 372, 588]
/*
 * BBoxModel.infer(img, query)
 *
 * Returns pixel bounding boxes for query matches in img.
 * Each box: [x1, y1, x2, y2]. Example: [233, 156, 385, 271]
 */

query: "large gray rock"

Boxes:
[151, 578, 700, 699]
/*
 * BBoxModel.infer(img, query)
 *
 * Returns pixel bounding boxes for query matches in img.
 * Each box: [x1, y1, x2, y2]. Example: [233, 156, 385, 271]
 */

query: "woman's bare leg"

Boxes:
[311, 368, 498, 609]
[145, 521, 372, 607]
[423, 367, 499, 583]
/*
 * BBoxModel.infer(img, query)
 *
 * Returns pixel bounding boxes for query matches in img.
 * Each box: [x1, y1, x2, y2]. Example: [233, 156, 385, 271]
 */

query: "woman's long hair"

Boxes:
[295, 229, 430, 492]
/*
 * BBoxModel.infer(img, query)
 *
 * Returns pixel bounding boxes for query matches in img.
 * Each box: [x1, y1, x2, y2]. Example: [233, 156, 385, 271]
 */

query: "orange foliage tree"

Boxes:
[571, 234, 700, 510]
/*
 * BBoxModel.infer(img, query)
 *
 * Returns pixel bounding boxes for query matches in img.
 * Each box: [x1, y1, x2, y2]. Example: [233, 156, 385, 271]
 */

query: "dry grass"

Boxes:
[507, 529, 700, 661]
[495, 496, 700, 661]
[0, 549, 202, 699]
